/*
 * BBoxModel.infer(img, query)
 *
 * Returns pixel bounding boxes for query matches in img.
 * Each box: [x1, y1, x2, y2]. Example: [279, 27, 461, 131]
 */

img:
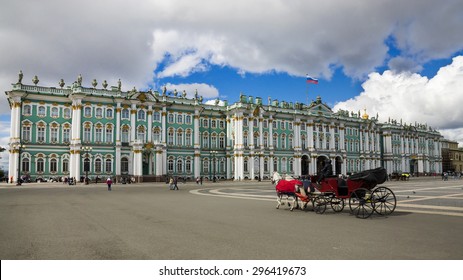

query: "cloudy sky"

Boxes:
[1, 0, 463, 169]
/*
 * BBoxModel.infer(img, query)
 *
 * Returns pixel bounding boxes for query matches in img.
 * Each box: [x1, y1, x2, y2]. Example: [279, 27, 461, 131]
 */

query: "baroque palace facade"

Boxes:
[6, 74, 443, 183]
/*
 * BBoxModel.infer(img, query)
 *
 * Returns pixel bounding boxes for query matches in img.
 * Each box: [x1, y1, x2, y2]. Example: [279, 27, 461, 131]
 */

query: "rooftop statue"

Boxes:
[18, 70, 23, 84]
[77, 74, 82, 86]
[118, 79, 122, 91]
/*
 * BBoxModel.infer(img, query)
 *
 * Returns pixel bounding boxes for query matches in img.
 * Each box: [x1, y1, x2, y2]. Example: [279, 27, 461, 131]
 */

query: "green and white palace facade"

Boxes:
[6, 75, 443, 183]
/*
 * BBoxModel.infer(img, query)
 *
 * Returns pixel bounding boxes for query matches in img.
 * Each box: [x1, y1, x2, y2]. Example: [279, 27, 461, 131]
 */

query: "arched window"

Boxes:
[22, 158, 30, 173]
[95, 158, 102, 173]
[122, 126, 129, 143]
[95, 108, 103, 118]
[51, 107, 59, 118]
[168, 129, 174, 146]
[137, 110, 145, 121]
[186, 158, 192, 173]
[152, 128, 161, 143]
[121, 108, 130, 119]
[137, 126, 145, 143]
[23, 105, 31, 115]
[203, 159, 209, 173]
[105, 125, 113, 143]
[168, 157, 174, 173]
[62, 158, 69, 173]
[202, 132, 209, 148]
[177, 129, 183, 146]
[121, 158, 129, 174]
[244, 159, 248, 172]
[84, 107, 92, 118]
[177, 158, 183, 173]
[106, 108, 113, 118]
[105, 159, 112, 173]
[50, 158, 58, 173]
[63, 107, 71, 118]
[153, 111, 160, 121]
[185, 129, 192, 146]
[37, 158, 44, 173]
[38, 106, 46, 116]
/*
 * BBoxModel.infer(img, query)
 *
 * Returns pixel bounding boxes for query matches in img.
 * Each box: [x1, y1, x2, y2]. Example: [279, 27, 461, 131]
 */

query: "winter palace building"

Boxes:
[6, 73, 443, 183]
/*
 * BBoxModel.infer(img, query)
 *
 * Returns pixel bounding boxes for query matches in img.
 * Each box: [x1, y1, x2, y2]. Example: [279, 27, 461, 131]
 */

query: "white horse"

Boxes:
[272, 171, 283, 185]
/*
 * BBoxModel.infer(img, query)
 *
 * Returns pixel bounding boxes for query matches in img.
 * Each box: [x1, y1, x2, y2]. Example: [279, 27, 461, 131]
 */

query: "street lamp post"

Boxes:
[14, 143, 26, 186]
[83, 146, 92, 185]
[211, 151, 217, 182]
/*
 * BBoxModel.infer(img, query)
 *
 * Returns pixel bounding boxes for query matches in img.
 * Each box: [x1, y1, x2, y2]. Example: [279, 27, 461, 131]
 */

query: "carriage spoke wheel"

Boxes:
[349, 188, 374, 219]
[313, 196, 327, 214]
[330, 197, 345, 212]
[372, 187, 396, 215]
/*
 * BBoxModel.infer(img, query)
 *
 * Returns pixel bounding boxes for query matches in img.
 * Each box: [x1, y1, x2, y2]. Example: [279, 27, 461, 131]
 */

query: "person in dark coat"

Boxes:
[317, 159, 333, 184]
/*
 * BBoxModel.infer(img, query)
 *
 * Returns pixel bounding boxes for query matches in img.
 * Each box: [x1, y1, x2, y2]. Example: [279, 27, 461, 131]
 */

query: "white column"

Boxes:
[130, 104, 136, 143]
[70, 99, 82, 179]
[194, 110, 201, 179]
[234, 113, 244, 180]
[339, 125, 345, 152]
[308, 122, 314, 151]
[147, 105, 153, 142]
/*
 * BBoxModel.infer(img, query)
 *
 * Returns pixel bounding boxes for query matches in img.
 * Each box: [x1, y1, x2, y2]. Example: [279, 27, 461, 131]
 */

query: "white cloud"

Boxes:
[163, 83, 219, 99]
[334, 56, 463, 144]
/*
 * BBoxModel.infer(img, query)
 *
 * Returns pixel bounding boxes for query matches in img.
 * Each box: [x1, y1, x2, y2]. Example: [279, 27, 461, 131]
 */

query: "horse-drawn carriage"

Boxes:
[275, 167, 396, 219]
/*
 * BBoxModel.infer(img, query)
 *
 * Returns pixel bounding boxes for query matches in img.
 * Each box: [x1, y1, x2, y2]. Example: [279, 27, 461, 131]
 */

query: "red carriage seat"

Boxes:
[275, 179, 303, 194]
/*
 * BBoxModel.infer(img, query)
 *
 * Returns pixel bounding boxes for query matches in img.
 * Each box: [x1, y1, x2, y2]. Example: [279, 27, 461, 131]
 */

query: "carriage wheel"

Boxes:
[313, 196, 327, 214]
[372, 187, 396, 215]
[330, 197, 345, 212]
[349, 188, 374, 219]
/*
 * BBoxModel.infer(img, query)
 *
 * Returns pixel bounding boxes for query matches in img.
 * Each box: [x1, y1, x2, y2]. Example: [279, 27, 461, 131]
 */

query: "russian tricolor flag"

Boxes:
[306, 75, 318, 84]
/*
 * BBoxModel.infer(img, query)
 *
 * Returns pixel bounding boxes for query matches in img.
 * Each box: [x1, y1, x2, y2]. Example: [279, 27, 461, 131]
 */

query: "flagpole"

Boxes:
[306, 74, 309, 106]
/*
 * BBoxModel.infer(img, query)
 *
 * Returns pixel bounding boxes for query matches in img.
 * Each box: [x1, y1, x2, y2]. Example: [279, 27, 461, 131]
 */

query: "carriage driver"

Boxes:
[317, 159, 333, 185]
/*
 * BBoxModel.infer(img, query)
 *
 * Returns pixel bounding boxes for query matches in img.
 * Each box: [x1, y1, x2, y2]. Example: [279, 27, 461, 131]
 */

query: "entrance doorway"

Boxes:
[335, 156, 343, 175]
[301, 155, 309, 176]
[316, 156, 329, 174]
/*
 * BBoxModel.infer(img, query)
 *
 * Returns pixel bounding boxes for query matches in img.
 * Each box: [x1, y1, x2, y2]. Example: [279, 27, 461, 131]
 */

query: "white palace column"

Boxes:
[132, 140, 143, 182]
[194, 108, 201, 179]
[248, 116, 255, 180]
[293, 118, 301, 177]
[268, 117, 274, 176]
[234, 112, 244, 180]
[130, 103, 137, 143]
[69, 97, 83, 180]
[226, 115, 233, 179]
[115, 103, 122, 180]
[147, 105, 153, 174]
[8, 96, 22, 183]
[259, 114, 264, 179]
[161, 106, 167, 176]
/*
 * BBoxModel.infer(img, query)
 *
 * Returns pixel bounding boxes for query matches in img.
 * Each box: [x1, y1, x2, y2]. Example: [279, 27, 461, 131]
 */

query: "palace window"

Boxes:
[138, 110, 145, 121]
[51, 107, 59, 118]
[23, 105, 31, 115]
[186, 158, 192, 173]
[168, 129, 174, 146]
[177, 114, 183, 124]
[152, 128, 161, 143]
[105, 126, 113, 143]
[63, 108, 71, 118]
[177, 159, 183, 173]
[168, 113, 174, 123]
[50, 127, 58, 143]
[203, 159, 209, 173]
[177, 130, 183, 146]
[37, 158, 44, 173]
[22, 158, 30, 173]
[153, 111, 160, 121]
[105, 159, 112, 173]
[106, 108, 113, 119]
[121, 127, 129, 143]
[185, 115, 191, 124]
[22, 126, 31, 142]
[95, 158, 102, 173]
[84, 107, 92, 118]
[95, 108, 103, 118]
[62, 159, 69, 173]
[50, 158, 58, 173]
[37, 126, 45, 142]
[63, 128, 70, 143]
[121, 108, 129, 119]
[185, 130, 192, 146]
[38, 106, 46, 116]
[95, 127, 103, 142]
[202, 132, 209, 148]
[137, 126, 145, 143]
[83, 126, 91, 142]
[168, 158, 174, 173]
[219, 134, 225, 149]
[121, 158, 129, 174]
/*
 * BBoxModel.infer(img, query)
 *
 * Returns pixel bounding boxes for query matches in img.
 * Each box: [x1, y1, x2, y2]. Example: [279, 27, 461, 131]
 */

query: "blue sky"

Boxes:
[1, 0, 463, 169]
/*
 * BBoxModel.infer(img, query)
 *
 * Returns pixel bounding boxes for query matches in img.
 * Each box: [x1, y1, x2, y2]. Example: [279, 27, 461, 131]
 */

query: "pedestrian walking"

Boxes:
[106, 177, 112, 191]
[173, 177, 179, 190]
[169, 177, 174, 190]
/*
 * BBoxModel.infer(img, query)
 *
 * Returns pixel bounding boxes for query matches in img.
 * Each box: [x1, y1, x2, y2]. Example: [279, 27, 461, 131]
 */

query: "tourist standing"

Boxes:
[106, 177, 112, 191]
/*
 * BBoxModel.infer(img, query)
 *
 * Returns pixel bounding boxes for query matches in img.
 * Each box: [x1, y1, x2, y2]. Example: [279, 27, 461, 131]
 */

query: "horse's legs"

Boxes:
[276, 193, 282, 209]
